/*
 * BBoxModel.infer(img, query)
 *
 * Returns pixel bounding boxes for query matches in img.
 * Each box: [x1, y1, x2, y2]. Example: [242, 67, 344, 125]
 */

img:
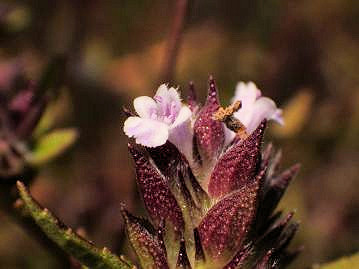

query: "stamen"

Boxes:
[213, 100, 249, 139]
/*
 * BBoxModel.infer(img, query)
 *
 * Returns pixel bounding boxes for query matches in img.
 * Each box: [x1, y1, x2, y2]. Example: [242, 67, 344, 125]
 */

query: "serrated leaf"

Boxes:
[27, 128, 78, 166]
[313, 253, 359, 269]
[16, 181, 133, 269]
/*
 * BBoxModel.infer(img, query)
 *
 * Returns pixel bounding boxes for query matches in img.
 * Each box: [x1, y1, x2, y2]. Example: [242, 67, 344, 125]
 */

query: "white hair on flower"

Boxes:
[123, 84, 193, 157]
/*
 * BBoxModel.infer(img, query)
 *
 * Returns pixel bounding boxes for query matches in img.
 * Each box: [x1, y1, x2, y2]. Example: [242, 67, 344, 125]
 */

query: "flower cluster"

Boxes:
[122, 77, 300, 269]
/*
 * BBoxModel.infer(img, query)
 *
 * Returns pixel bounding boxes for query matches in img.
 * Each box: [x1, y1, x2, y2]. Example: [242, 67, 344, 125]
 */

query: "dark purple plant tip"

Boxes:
[128, 142, 184, 232]
[223, 243, 253, 269]
[121, 206, 169, 269]
[187, 81, 198, 112]
[208, 121, 267, 198]
[275, 222, 299, 252]
[193, 76, 224, 160]
[257, 164, 300, 225]
[256, 212, 295, 251]
[271, 164, 301, 190]
[254, 249, 276, 269]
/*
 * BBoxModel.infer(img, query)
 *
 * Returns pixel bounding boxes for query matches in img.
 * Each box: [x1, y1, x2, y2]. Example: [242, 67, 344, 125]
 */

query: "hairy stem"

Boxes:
[0, 181, 70, 267]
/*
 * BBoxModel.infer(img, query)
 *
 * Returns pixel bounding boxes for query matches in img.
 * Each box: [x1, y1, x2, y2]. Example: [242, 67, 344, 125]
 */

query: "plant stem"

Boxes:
[0, 182, 70, 267]
[160, 0, 189, 83]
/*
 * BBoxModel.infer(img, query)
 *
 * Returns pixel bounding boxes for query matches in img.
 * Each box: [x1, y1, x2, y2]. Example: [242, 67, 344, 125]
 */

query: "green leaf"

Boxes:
[32, 90, 72, 138]
[27, 128, 78, 166]
[313, 252, 359, 269]
[16, 181, 135, 269]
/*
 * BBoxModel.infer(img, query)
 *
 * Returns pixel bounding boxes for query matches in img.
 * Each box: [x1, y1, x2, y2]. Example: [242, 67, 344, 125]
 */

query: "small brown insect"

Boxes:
[213, 100, 249, 139]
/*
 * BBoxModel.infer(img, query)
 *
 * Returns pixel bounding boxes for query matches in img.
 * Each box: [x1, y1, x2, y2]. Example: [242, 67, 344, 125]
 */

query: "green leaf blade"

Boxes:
[17, 181, 135, 269]
[27, 128, 78, 166]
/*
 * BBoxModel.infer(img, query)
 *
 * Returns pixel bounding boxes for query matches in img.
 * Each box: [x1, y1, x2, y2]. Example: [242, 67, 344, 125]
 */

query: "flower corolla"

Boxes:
[124, 84, 192, 155]
[231, 81, 283, 134]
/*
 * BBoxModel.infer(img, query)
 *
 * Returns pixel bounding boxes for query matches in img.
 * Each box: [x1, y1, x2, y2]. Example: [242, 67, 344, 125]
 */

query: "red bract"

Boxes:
[128, 143, 184, 232]
[208, 121, 266, 198]
[193, 77, 224, 161]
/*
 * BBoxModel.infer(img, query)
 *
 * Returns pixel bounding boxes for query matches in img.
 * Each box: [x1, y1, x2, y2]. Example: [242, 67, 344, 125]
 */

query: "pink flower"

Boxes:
[124, 84, 192, 156]
[231, 81, 283, 134]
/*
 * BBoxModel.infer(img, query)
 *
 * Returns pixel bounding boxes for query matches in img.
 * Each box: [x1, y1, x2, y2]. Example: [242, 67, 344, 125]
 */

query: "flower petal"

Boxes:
[155, 84, 182, 120]
[170, 106, 192, 129]
[133, 96, 158, 119]
[231, 81, 261, 107]
[271, 108, 284, 125]
[168, 106, 193, 160]
[240, 97, 278, 134]
[230, 82, 283, 135]
[123, 117, 169, 147]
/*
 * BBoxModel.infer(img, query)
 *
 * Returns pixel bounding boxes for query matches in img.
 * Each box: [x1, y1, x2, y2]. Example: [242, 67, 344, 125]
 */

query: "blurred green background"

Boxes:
[0, 0, 359, 268]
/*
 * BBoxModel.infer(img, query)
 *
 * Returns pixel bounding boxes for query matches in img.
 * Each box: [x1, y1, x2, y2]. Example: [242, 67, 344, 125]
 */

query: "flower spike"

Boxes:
[120, 78, 298, 269]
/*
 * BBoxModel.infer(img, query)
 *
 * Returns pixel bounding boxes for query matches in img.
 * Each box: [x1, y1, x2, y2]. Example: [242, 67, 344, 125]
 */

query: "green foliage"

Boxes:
[16, 181, 136, 269]
[27, 128, 78, 166]
[313, 252, 359, 269]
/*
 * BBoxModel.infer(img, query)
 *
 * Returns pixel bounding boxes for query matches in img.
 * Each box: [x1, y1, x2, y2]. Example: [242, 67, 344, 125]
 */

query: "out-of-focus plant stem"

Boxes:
[160, 0, 189, 83]
[0, 182, 70, 267]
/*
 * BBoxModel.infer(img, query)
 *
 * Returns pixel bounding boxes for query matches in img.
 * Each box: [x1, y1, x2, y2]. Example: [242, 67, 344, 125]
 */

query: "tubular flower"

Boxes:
[124, 84, 193, 159]
[122, 77, 301, 269]
[231, 81, 283, 133]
